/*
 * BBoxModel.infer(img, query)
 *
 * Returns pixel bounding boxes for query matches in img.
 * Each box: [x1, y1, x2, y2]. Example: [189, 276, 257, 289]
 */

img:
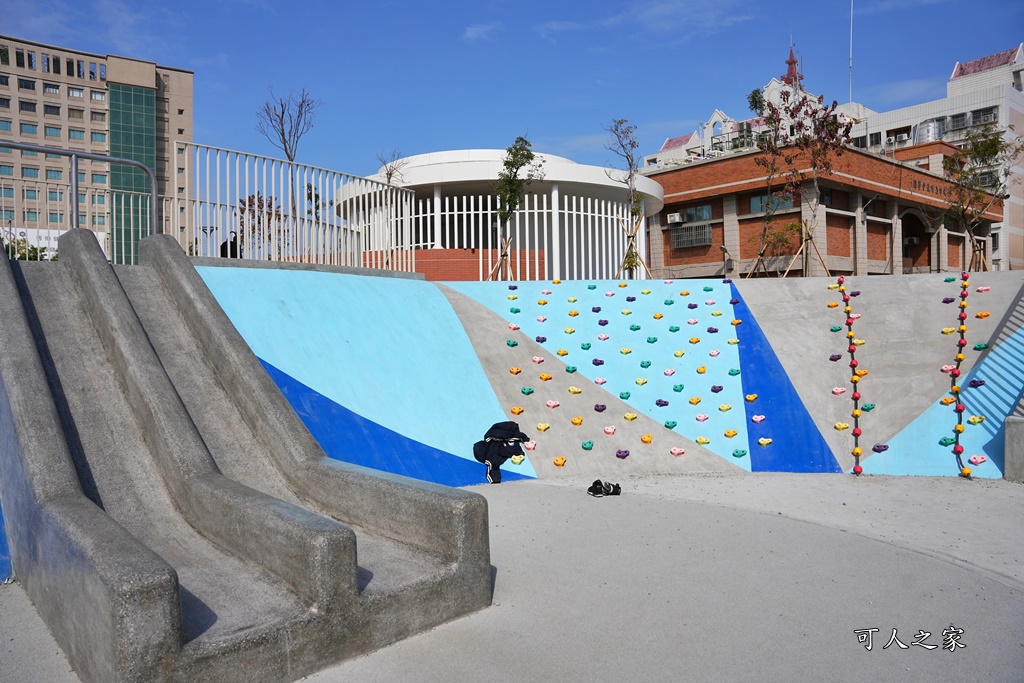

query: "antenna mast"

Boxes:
[849, 0, 854, 102]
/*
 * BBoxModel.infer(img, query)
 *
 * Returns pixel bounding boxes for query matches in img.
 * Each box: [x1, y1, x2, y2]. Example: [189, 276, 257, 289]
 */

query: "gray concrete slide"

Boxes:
[0, 230, 490, 682]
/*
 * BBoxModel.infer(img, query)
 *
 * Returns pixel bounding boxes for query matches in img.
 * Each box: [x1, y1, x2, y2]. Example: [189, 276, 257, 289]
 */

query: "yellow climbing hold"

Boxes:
[719, 404, 732, 412]
[941, 327, 956, 335]
[852, 447, 862, 457]
[620, 347, 632, 355]
[540, 373, 553, 381]
[568, 386, 582, 394]
[954, 423, 965, 433]
[968, 415, 986, 425]
[624, 413, 638, 421]
[537, 423, 551, 432]
[827, 302, 839, 309]
[511, 406, 524, 415]
[724, 430, 738, 438]
[689, 397, 701, 406]
[835, 422, 850, 431]
[554, 456, 566, 467]
[827, 284, 840, 290]
[758, 437, 773, 447]
[557, 349, 569, 357]
[853, 339, 866, 346]
[571, 416, 583, 426]
[641, 434, 653, 444]
[568, 310, 579, 317]
[565, 327, 576, 334]
[940, 397, 956, 405]
[728, 338, 740, 345]
[855, 369, 869, 377]
[636, 378, 648, 386]
[696, 436, 710, 445]
[745, 394, 758, 403]
[653, 313, 664, 320]
[538, 299, 548, 305]
[510, 367, 522, 375]
[674, 350, 685, 358]
[696, 365, 707, 374]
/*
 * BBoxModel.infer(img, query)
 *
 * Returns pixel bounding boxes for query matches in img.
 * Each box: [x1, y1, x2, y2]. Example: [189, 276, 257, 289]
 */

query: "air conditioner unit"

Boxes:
[903, 236, 920, 246]
[667, 213, 683, 224]
[885, 137, 895, 145]
[896, 133, 910, 142]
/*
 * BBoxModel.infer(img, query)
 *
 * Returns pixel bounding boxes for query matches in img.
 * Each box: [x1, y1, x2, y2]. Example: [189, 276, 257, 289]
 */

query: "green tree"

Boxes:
[942, 124, 1024, 271]
[491, 136, 544, 280]
[605, 119, 647, 278]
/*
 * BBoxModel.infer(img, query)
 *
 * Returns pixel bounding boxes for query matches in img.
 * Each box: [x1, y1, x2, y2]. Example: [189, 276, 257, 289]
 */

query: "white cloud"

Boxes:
[462, 23, 500, 41]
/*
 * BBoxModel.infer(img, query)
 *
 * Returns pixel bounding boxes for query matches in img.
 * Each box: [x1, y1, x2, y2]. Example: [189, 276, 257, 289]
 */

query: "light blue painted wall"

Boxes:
[198, 268, 535, 476]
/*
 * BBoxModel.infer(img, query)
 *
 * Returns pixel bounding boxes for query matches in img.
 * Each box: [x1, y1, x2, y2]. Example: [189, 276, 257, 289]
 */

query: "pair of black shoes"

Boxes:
[587, 479, 621, 497]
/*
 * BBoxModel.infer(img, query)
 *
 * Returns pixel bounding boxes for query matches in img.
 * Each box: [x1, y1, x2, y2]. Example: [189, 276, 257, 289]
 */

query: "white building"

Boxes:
[837, 44, 1024, 271]
[369, 149, 664, 281]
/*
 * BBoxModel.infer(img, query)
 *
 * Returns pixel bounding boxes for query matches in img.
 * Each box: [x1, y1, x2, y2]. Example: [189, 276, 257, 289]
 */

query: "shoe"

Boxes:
[602, 481, 621, 496]
[587, 479, 605, 497]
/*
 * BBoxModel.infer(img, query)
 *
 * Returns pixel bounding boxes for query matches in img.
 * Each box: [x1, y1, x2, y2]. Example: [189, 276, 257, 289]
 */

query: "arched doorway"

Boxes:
[901, 211, 931, 274]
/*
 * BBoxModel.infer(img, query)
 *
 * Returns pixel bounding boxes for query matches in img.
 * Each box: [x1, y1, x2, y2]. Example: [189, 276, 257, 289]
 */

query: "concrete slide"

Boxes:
[0, 230, 490, 682]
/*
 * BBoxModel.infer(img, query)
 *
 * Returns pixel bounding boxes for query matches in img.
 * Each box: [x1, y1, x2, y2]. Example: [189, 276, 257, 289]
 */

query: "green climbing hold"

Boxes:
[619, 391, 631, 400]
[944, 276, 957, 282]
[581, 342, 592, 350]
[510, 307, 521, 313]
[582, 440, 594, 451]
[673, 384, 685, 392]
[507, 340, 519, 347]
[974, 343, 989, 351]
[732, 449, 748, 458]
[566, 366, 577, 374]
[939, 436, 956, 446]
[630, 324, 641, 331]
[647, 336, 658, 344]
[861, 403, 875, 412]
[728, 368, 740, 376]
[668, 326, 680, 333]
[664, 299, 675, 306]
[664, 420, 678, 429]
[703, 286, 714, 292]
[640, 360, 652, 368]
[830, 326, 843, 333]
[588, 284, 597, 290]
[522, 387, 534, 395]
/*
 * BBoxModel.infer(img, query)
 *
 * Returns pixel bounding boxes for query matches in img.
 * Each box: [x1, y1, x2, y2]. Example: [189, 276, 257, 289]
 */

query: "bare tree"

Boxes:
[255, 87, 323, 162]
[255, 87, 323, 244]
[376, 149, 410, 186]
[605, 119, 650, 278]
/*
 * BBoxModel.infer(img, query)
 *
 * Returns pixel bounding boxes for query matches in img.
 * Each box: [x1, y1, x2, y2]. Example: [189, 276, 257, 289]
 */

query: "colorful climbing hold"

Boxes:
[968, 454, 987, 465]
[719, 404, 732, 413]
[647, 337, 658, 344]
[830, 326, 843, 332]
[540, 373, 553, 381]
[510, 367, 522, 375]
[616, 449, 630, 459]
[624, 413, 638, 421]
[604, 426, 616, 435]
[536, 336, 547, 343]
[546, 400, 560, 409]
[592, 358, 605, 366]
[522, 387, 535, 395]
[557, 349, 569, 357]
[673, 384, 685, 392]
[751, 415, 766, 424]
[641, 434, 653, 444]
[620, 347, 632, 355]
[665, 420, 678, 429]
[537, 423, 550, 432]
[582, 441, 594, 451]
[967, 415, 985, 425]
[974, 343, 989, 351]
[568, 386, 582, 394]
[594, 378, 607, 385]
[696, 365, 707, 374]
[511, 406, 524, 415]
[653, 313, 664, 320]
[696, 413, 709, 422]
[635, 378, 648, 386]
[696, 437, 711, 445]
[571, 416, 583, 426]
[674, 350, 685, 358]
[711, 385, 723, 393]
[594, 404, 607, 412]
[757, 437, 773, 447]
[664, 368, 676, 377]
[829, 354, 842, 361]
[670, 447, 686, 456]
[731, 449, 747, 458]
[630, 324, 641, 331]
[724, 430, 738, 439]
[728, 368, 741, 376]
[507, 340, 519, 348]
[689, 397, 701, 406]
[745, 394, 758, 403]
[554, 457, 566, 467]
[655, 398, 669, 407]
[832, 387, 846, 395]
[668, 326, 681, 333]
[581, 342, 592, 350]
[620, 391, 631, 400]
[835, 422, 850, 431]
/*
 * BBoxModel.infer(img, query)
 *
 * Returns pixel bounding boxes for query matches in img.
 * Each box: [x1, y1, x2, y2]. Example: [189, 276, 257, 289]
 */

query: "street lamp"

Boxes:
[720, 244, 734, 272]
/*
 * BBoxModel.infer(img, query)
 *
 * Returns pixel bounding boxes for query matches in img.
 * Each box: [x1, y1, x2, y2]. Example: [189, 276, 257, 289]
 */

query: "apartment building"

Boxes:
[0, 35, 193, 260]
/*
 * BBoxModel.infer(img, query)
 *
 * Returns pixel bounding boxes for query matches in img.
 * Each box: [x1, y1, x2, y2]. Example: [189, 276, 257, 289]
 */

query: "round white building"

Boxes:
[369, 150, 665, 281]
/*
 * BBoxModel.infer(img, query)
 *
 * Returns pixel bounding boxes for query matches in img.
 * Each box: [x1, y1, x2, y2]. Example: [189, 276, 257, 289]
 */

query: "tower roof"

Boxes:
[781, 47, 803, 88]
[950, 44, 1023, 79]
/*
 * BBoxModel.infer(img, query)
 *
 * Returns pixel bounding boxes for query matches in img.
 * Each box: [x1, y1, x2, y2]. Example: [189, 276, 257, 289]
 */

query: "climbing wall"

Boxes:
[446, 278, 838, 473]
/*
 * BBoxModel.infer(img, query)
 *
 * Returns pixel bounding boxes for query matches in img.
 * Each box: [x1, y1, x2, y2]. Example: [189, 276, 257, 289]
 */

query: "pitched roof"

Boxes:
[951, 45, 1022, 78]
[660, 133, 695, 151]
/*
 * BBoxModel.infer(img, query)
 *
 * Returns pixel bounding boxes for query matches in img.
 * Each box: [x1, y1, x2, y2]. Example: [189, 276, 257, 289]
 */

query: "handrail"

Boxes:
[0, 139, 159, 236]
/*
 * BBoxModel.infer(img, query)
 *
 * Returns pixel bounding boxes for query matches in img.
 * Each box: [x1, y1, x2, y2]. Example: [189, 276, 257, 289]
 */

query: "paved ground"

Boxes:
[3, 472, 1023, 682]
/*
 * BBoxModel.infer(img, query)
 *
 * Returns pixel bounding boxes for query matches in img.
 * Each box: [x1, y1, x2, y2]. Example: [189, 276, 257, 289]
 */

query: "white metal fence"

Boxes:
[410, 192, 638, 280]
[171, 143, 416, 271]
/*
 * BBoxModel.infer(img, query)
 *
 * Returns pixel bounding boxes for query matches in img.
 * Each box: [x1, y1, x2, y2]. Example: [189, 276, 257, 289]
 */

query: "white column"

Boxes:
[432, 185, 442, 248]
[722, 194, 740, 274]
[890, 207, 902, 275]
[637, 197, 648, 280]
[550, 183, 560, 281]
[935, 222, 948, 273]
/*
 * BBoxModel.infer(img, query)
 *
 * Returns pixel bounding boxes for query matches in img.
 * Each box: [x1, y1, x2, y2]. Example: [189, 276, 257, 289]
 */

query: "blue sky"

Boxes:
[4, 0, 1022, 176]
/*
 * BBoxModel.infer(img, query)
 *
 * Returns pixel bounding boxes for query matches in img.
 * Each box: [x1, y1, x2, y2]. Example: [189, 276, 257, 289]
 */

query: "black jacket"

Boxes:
[473, 421, 529, 465]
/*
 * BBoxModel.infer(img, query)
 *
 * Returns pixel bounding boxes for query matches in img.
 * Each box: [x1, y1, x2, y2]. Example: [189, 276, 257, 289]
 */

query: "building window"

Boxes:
[41, 55, 49, 73]
[177, 128, 185, 135]
[51, 55, 60, 75]
[670, 223, 713, 249]
[24, 211, 39, 222]
[43, 83, 59, 95]
[19, 100, 36, 113]
[91, 132, 106, 143]
[820, 188, 833, 206]
[68, 108, 83, 119]
[0, 98, 9, 109]
[77, 172, 85, 182]
[978, 171, 997, 188]
[93, 215, 106, 226]
[43, 104, 60, 116]
[20, 122, 38, 135]
[991, 232, 1000, 252]
[0, 120, 9, 132]
[23, 189, 38, 200]
[0, 75, 7, 86]
[22, 167, 40, 179]
[750, 194, 793, 214]
[46, 169, 62, 180]
[89, 63, 97, 80]
[90, 90, 105, 102]
[47, 190, 63, 201]
[92, 194, 105, 205]
[852, 136, 866, 149]
[27, 51, 36, 70]
[948, 113, 967, 130]
[869, 132, 881, 146]
[45, 125, 61, 138]
[18, 78, 35, 91]
[1, 210, 13, 221]
[15, 49, 24, 68]
[971, 107, 998, 126]
[69, 129, 85, 140]
[92, 173, 107, 184]
[90, 111, 105, 122]
[21, 150, 37, 157]
[0, 187, 12, 198]
[48, 212, 63, 223]
[99, 65, 106, 81]
[0, 165, 12, 176]
[68, 87, 83, 98]
[77, 61, 85, 79]
[66, 59, 74, 77]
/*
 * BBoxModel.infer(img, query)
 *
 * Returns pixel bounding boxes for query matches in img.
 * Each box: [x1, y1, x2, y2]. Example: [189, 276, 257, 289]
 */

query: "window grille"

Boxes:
[671, 223, 713, 248]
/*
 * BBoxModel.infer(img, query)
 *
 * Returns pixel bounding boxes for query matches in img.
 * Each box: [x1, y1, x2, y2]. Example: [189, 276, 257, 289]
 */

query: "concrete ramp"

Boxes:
[0, 231, 490, 682]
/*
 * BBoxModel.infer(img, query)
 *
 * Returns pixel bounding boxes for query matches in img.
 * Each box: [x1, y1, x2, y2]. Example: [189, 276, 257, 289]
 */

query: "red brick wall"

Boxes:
[826, 213, 852, 258]
[866, 224, 889, 262]
[404, 248, 546, 281]
[738, 217, 800, 260]
[663, 225, 725, 266]
[948, 235, 963, 269]
[827, 188, 850, 211]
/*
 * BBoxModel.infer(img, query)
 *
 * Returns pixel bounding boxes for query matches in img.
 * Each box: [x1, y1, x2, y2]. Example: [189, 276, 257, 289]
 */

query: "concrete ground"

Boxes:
[3, 472, 1023, 682]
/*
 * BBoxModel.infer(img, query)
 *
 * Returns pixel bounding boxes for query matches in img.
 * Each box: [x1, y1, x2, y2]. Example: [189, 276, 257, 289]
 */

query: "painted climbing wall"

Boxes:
[446, 278, 838, 473]
[0, 501, 10, 582]
[197, 267, 537, 487]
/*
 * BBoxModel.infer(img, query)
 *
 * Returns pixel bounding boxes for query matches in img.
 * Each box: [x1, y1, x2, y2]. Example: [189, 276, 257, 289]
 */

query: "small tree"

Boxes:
[376, 149, 410, 186]
[605, 119, 648, 278]
[236, 192, 285, 259]
[748, 88, 794, 277]
[942, 124, 1024, 271]
[491, 136, 544, 280]
[256, 87, 323, 231]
